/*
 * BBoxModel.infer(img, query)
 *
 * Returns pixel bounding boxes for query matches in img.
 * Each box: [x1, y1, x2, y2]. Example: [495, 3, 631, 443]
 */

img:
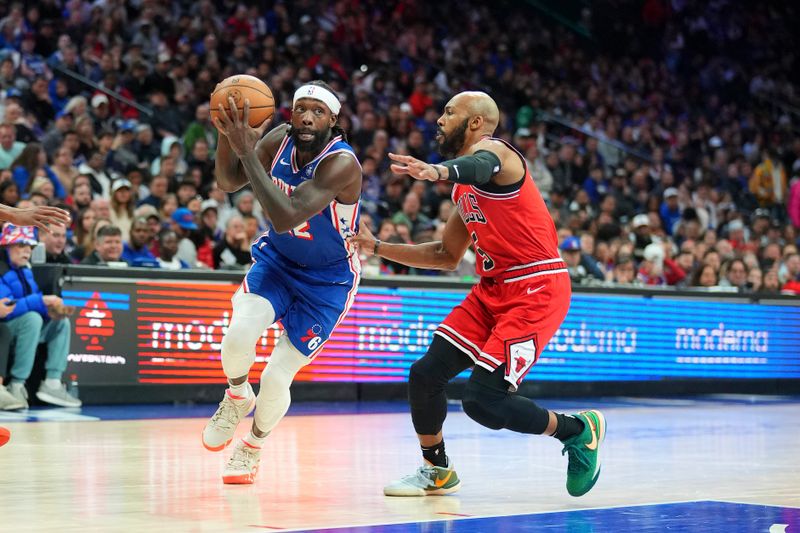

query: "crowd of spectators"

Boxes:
[0, 0, 798, 295]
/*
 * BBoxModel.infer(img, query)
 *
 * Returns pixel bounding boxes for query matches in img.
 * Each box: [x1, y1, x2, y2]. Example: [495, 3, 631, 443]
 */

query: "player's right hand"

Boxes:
[348, 223, 377, 256]
[388, 152, 440, 182]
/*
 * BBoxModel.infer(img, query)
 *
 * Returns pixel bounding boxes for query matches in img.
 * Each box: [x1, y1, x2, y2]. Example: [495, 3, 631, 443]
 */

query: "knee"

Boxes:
[462, 380, 507, 430]
[17, 311, 44, 330]
[408, 355, 449, 395]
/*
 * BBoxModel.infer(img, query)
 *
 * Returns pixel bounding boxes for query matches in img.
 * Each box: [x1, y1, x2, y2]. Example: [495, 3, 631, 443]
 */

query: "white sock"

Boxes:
[227, 380, 250, 400]
[242, 430, 267, 450]
[44, 378, 62, 389]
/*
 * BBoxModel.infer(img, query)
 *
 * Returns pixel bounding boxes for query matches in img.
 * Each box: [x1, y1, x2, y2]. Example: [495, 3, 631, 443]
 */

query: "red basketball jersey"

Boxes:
[451, 138, 561, 278]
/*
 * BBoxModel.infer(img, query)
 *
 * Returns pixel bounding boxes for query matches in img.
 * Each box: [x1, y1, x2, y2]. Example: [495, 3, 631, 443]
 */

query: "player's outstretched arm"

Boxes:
[350, 211, 471, 270]
[213, 96, 283, 192]
[0, 204, 71, 233]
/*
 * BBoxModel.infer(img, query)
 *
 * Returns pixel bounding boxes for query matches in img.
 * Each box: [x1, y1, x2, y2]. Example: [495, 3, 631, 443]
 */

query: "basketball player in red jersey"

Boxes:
[352, 92, 605, 497]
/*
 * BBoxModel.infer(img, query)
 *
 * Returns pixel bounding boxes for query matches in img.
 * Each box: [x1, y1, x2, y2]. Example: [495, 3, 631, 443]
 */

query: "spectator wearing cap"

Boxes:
[199, 199, 221, 242]
[81, 225, 125, 266]
[659, 187, 682, 236]
[106, 121, 141, 175]
[170, 207, 199, 267]
[89, 93, 114, 135]
[156, 228, 190, 270]
[131, 123, 160, 165]
[144, 52, 176, 102]
[560, 236, 591, 284]
[630, 213, 654, 262]
[146, 90, 182, 142]
[121, 217, 157, 267]
[726, 219, 749, 252]
[0, 224, 80, 408]
[213, 215, 251, 270]
[109, 179, 135, 236]
[0, 124, 25, 170]
[637, 243, 667, 285]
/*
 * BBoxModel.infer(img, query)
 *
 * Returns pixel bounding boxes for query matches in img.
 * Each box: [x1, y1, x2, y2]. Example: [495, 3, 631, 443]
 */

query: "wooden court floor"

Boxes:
[0, 396, 798, 532]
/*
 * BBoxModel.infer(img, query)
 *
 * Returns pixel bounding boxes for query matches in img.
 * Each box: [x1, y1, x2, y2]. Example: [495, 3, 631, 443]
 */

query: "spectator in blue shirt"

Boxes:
[121, 217, 157, 267]
[659, 187, 683, 236]
[0, 224, 80, 408]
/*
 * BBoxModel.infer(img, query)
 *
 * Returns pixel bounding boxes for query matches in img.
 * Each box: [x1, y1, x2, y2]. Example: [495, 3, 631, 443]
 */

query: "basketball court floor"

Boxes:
[1, 396, 798, 532]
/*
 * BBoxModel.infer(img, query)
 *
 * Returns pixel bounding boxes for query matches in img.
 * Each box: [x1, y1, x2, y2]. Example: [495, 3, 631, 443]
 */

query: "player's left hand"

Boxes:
[348, 222, 377, 256]
[6, 205, 71, 233]
[213, 97, 271, 157]
[388, 153, 440, 182]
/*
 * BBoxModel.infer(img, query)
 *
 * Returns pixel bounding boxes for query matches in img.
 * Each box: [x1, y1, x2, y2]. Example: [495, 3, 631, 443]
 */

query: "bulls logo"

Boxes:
[75, 292, 115, 351]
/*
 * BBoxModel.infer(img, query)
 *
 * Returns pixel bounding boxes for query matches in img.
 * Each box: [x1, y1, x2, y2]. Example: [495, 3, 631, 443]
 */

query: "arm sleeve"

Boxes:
[440, 150, 502, 185]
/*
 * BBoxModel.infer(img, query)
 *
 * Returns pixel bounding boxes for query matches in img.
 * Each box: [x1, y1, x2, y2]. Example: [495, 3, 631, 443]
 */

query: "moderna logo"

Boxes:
[63, 290, 130, 352]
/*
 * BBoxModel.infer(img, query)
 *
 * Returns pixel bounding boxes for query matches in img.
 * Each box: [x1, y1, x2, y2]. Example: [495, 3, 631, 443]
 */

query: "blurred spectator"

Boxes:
[0, 123, 25, 169]
[749, 149, 787, 216]
[170, 207, 198, 267]
[42, 223, 69, 264]
[0, 224, 79, 408]
[719, 258, 748, 291]
[213, 215, 250, 270]
[49, 146, 78, 192]
[691, 264, 719, 288]
[156, 228, 190, 270]
[611, 256, 638, 285]
[109, 178, 134, 236]
[121, 217, 156, 267]
[81, 224, 124, 266]
[183, 103, 217, 154]
[10, 142, 64, 198]
[392, 191, 432, 236]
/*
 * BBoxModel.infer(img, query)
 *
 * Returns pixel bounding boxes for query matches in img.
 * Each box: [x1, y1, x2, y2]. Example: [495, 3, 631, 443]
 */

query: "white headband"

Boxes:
[293, 85, 341, 115]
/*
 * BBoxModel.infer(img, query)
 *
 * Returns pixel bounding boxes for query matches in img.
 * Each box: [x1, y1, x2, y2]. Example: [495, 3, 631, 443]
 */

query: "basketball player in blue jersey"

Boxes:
[203, 80, 362, 484]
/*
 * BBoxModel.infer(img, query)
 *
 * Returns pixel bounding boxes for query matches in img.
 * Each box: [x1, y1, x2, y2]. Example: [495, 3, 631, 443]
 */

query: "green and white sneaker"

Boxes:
[561, 410, 606, 497]
[384, 459, 461, 496]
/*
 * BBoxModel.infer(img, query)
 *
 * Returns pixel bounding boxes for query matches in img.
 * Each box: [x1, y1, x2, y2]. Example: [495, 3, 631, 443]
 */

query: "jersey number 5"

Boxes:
[292, 221, 313, 240]
[471, 232, 494, 271]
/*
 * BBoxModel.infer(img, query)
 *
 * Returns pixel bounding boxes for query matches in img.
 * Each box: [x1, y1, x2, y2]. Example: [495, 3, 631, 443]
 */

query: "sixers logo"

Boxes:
[75, 292, 115, 351]
[301, 324, 323, 350]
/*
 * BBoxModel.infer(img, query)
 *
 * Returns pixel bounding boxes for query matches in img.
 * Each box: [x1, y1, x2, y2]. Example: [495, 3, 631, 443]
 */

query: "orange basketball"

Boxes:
[0, 426, 10, 447]
[210, 74, 275, 128]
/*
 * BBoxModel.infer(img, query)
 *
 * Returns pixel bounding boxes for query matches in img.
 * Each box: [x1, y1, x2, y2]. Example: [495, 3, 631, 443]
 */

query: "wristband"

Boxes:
[374, 239, 381, 256]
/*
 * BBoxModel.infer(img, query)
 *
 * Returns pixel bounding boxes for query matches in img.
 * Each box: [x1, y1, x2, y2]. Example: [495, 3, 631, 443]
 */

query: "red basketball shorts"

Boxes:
[434, 269, 571, 390]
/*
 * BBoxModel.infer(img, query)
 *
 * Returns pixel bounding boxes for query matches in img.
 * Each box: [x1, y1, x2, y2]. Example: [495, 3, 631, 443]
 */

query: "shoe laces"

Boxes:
[210, 396, 242, 431]
[398, 465, 438, 489]
[227, 443, 259, 470]
[562, 442, 590, 474]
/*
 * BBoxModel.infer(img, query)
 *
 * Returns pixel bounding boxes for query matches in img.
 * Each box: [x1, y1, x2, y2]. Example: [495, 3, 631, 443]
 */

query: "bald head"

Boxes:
[450, 91, 499, 133]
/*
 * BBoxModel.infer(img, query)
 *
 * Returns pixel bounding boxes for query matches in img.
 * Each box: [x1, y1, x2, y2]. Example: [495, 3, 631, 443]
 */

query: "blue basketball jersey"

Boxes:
[252, 133, 362, 269]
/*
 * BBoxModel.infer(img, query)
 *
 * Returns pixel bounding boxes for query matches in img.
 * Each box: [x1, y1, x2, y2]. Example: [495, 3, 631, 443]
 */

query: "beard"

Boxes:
[290, 125, 331, 155]
[436, 118, 469, 158]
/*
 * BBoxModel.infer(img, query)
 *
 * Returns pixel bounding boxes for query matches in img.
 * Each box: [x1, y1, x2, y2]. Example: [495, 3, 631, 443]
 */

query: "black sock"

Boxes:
[553, 413, 585, 442]
[421, 440, 448, 467]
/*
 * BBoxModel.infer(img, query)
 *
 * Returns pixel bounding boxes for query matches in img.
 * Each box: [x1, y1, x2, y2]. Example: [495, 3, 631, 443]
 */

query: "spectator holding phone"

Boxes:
[0, 224, 81, 408]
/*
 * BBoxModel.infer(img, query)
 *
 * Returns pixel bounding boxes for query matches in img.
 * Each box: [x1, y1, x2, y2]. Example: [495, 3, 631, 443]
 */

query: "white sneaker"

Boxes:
[202, 384, 255, 451]
[7, 383, 28, 410]
[222, 439, 261, 484]
[0, 385, 25, 411]
[383, 459, 461, 496]
[36, 381, 82, 408]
